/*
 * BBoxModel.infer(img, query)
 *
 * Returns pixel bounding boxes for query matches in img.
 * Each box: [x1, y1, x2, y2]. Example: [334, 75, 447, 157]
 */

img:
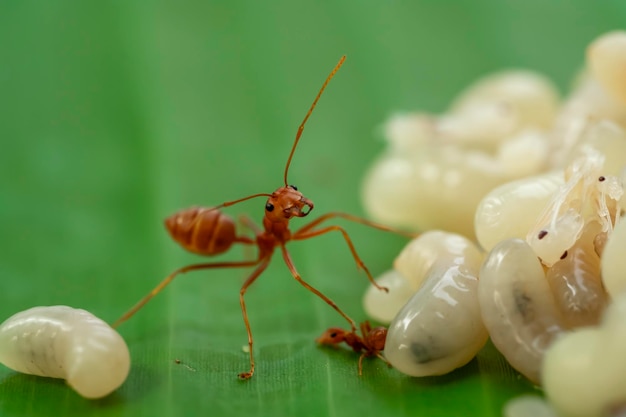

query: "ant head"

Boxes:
[264, 185, 314, 222]
[315, 327, 347, 346]
[368, 327, 387, 351]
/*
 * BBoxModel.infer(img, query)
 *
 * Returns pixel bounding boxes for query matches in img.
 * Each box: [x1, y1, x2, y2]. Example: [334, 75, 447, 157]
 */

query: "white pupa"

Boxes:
[0, 306, 130, 399]
[602, 218, 626, 298]
[474, 171, 564, 252]
[362, 269, 413, 324]
[478, 238, 565, 384]
[543, 292, 626, 417]
[383, 231, 488, 377]
[587, 30, 626, 106]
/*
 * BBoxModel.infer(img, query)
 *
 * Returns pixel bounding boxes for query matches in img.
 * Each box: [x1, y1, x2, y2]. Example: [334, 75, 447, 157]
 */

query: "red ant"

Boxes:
[316, 321, 390, 375]
[112, 56, 412, 379]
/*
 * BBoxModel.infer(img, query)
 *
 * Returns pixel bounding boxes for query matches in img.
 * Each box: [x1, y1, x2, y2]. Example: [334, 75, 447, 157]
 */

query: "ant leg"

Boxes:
[294, 212, 418, 239]
[376, 353, 392, 368]
[358, 353, 366, 376]
[112, 259, 261, 328]
[238, 258, 271, 380]
[280, 245, 357, 332]
[292, 225, 388, 293]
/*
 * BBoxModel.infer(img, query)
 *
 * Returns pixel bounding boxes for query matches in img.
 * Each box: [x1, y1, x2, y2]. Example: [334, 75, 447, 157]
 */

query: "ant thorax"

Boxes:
[264, 185, 314, 222]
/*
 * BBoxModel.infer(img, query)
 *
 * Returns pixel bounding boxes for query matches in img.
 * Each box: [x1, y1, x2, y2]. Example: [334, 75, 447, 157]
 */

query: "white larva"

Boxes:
[361, 145, 508, 239]
[478, 238, 565, 384]
[587, 30, 626, 106]
[449, 70, 560, 130]
[362, 269, 413, 324]
[601, 218, 626, 298]
[361, 70, 557, 240]
[474, 171, 564, 252]
[503, 395, 559, 417]
[542, 292, 626, 417]
[0, 306, 130, 399]
[363, 229, 480, 323]
[383, 231, 488, 377]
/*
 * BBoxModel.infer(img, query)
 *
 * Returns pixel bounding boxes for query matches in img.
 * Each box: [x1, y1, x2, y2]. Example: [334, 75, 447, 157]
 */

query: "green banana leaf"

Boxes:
[0, 2, 623, 416]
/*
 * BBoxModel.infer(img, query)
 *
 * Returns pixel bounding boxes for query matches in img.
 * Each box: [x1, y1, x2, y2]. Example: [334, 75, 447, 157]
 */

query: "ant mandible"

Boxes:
[316, 321, 390, 375]
[113, 56, 412, 380]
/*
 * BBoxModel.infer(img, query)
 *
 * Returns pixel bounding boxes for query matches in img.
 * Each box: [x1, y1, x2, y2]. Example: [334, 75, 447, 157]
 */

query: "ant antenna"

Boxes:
[283, 55, 347, 186]
[210, 193, 274, 211]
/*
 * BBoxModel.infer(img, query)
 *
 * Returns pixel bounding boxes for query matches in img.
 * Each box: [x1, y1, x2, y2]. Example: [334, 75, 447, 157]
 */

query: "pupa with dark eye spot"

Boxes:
[383, 231, 488, 377]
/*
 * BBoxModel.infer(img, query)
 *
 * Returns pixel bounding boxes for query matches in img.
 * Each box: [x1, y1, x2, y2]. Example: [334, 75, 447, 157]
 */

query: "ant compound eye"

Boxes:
[330, 332, 337, 338]
[289, 184, 298, 191]
[265, 203, 275, 212]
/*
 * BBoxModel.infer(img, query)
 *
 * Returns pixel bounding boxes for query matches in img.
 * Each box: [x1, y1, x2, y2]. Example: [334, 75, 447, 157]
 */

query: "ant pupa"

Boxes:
[316, 321, 390, 375]
[0, 306, 130, 399]
[112, 56, 414, 380]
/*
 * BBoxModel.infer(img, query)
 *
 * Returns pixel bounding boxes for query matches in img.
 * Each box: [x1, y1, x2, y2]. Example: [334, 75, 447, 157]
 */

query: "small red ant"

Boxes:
[112, 56, 413, 379]
[316, 321, 390, 375]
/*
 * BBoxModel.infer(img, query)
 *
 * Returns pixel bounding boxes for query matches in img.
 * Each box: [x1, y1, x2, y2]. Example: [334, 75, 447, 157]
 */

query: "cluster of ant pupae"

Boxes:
[360, 31, 626, 417]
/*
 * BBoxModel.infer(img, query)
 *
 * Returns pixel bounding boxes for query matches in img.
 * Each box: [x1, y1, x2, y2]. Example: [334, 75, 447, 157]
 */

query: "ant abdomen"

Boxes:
[164, 207, 236, 255]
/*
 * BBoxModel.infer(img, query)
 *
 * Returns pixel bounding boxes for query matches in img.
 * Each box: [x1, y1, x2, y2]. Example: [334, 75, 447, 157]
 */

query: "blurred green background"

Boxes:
[0, 1, 623, 416]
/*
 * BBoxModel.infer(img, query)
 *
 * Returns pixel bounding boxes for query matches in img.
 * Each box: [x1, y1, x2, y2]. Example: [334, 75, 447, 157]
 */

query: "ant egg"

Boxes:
[383, 231, 488, 377]
[587, 31, 626, 106]
[542, 292, 626, 417]
[0, 306, 130, 399]
[474, 171, 563, 252]
[478, 238, 565, 383]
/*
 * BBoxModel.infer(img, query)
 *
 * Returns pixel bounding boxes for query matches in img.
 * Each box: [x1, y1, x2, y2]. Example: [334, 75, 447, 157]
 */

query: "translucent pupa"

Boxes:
[0, 306, 130, 399]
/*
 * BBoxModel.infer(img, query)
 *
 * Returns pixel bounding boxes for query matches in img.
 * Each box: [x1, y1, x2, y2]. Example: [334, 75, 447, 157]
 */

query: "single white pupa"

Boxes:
[587, 31, 626, 106]
[543, 292, 626, 417]
[383, 231, 488, 377]
[475, 171, 564, 252]
[363, 269, 413, 324]
[479, 238, 565, 383]
[602, 218, 626, 298]
[0, 306, 130, 399]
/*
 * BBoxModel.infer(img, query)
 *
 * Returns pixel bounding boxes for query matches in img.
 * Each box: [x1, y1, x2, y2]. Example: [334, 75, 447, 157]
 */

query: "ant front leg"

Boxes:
[292, 221, 388, 293]
[294, 212, 418, 239]
[238, 257, 271, 380]
[280, 245, 357, 332]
